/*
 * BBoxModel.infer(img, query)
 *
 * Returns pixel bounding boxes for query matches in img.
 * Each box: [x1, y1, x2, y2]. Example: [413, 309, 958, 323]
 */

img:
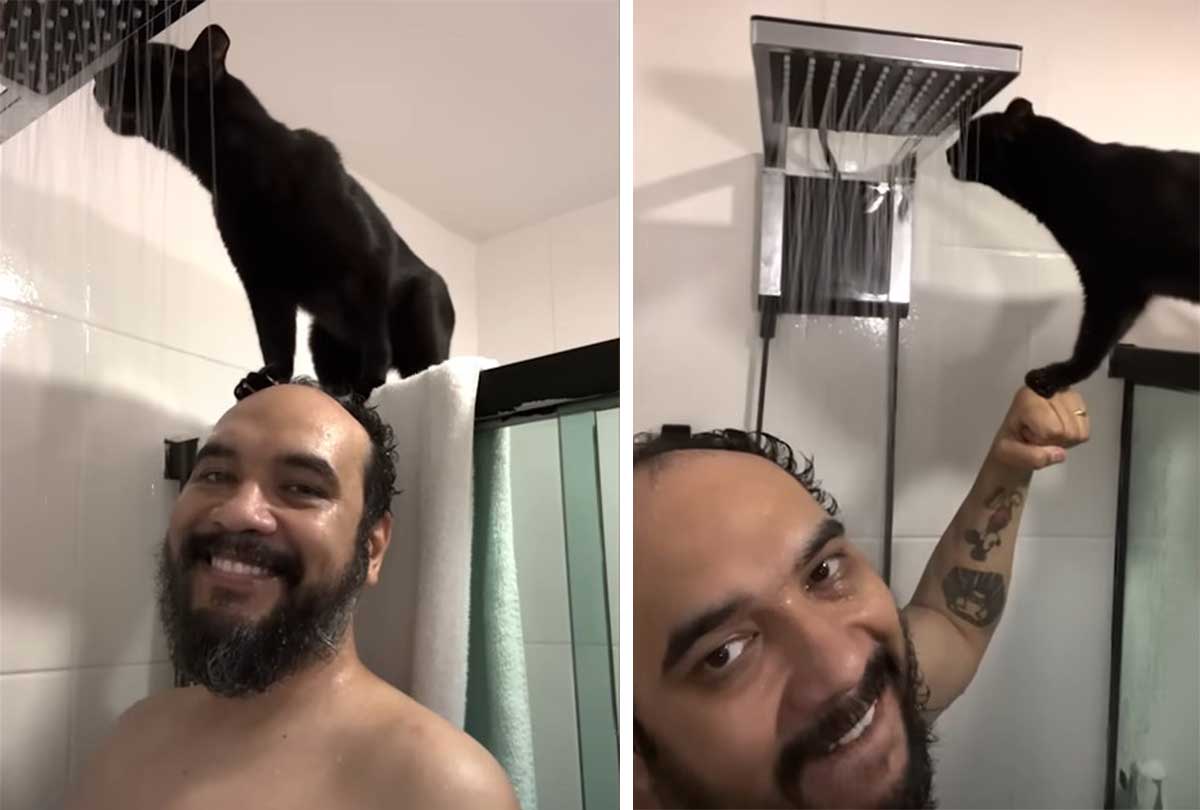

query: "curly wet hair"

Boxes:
[633, 427, 839, 516]
[289, 377, 399, 531]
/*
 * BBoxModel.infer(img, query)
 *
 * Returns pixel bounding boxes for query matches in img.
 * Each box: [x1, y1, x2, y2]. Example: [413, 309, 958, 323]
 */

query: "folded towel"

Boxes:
[354, 357, 496, 727]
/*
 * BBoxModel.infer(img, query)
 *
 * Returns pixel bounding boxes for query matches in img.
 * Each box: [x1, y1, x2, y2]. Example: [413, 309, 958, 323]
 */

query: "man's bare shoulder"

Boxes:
[348, 675, 519, 810]
[65, 686, 201, 809]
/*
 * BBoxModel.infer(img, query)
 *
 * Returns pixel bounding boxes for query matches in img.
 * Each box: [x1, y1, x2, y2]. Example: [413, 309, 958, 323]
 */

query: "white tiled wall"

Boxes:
[891, 536, 1115, 809]
[634, 1, 1199, 807]
[0, 81, 478, 804]
[476, 196, 619, 364]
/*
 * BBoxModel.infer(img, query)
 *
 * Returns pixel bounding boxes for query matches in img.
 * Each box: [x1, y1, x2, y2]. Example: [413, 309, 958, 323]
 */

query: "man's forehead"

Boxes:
[210, 385, 368, 470]
[634, 450, 828, 599]
[636, 450, 823, 531]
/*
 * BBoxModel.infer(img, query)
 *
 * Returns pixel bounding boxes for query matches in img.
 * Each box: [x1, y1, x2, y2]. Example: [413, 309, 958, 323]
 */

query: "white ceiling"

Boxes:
[184, 0, 617, 241]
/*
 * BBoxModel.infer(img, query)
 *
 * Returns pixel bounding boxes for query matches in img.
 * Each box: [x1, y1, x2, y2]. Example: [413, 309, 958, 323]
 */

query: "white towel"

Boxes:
[353, 356, 497, 727]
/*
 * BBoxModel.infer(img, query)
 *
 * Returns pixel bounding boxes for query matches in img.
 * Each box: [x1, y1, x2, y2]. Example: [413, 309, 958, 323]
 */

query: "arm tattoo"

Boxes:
[942, 567, 1006, 627]
[962, 486, 1024, 561]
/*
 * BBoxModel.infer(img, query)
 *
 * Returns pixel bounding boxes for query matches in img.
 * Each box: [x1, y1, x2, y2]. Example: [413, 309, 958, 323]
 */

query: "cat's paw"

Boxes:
[233, 367, 282, 401]
[354, 374, 387, 398]
[1024, 366, 1065, 399]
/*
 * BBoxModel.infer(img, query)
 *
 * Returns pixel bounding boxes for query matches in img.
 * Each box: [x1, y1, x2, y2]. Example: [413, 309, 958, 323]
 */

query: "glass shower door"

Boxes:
[1112, 385, 1199, 810]
[502, 405, 618, 810]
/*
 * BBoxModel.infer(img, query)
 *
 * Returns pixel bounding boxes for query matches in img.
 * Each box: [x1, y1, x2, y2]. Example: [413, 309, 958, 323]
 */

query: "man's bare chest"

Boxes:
[111, 730, 360, 810]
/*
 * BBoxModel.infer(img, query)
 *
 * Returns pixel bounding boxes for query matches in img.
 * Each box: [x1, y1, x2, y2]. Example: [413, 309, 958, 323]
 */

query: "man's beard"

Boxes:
[155, 528, 370, 698]
[638, 618, 937, 809]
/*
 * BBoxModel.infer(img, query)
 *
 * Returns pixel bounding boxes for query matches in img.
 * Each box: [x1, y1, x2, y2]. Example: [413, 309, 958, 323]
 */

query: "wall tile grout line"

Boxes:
[0, 659, 174, 679]
[0, 297, 249, 373]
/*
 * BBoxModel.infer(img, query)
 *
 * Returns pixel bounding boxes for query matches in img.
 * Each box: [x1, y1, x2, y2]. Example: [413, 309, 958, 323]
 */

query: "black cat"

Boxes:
[93, 25, 455, 398]
[946, 97, 1199, 397]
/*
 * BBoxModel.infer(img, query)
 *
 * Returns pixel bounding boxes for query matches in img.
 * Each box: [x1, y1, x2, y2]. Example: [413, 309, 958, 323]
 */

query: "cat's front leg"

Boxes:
[1025, 287, 1148, 398]
[1024, 363, 1075, 398]
[237, 287, 299, 399]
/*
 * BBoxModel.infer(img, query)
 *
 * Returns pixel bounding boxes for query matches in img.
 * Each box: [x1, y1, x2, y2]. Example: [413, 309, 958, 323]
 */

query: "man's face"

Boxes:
[633, 451, 932, 809]
[158, 384, 387, 696]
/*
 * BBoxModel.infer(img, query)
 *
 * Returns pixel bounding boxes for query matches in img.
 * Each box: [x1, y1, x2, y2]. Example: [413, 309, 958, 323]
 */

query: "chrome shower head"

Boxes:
[751, 17, 1023, 319]
[752, 16, 1022, 168]
[0, 0, 207, 144]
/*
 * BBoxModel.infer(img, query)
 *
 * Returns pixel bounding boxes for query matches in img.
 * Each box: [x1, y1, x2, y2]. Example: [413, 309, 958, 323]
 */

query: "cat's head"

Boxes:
[945, 97, 1036, 195]
[93, 25, 231, 144]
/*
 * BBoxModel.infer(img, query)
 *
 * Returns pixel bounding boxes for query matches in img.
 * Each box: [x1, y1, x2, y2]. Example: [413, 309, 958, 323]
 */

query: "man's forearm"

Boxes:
[906, 455, 1033, 653]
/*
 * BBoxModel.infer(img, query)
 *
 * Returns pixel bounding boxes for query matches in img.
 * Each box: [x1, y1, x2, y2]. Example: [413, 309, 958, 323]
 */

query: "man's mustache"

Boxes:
[180, 531, 303, 588]
[775, 644, 894, 784]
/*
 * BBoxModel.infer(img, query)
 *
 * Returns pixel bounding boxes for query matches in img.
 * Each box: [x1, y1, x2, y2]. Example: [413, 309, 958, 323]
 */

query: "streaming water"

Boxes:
[776, 58, 985, 325]
[0, 0, 218, 347]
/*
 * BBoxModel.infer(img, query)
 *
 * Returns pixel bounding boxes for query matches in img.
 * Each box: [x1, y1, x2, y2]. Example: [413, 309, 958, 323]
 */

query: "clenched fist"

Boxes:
[990, 386, 1091, 471]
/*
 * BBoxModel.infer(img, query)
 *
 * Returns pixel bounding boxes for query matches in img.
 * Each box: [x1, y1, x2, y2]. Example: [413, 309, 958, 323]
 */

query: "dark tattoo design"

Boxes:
[962, 487, 1024, 561]
[942, 567, 1006, 627]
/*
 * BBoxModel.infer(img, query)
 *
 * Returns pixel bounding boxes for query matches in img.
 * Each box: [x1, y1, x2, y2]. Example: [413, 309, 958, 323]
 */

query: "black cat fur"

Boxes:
[94, 25, 455, 398]
[946, 97, 1199, 397]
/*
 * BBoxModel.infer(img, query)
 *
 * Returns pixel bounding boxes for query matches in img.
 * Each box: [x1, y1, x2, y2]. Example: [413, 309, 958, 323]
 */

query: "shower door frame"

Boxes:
[475, 339, 620, 810]
[1102, 342, 1200, 809]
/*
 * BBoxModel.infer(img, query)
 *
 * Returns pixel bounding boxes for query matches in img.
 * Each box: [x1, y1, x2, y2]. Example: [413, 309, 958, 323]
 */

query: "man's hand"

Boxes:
[989, 386, 1091, 472]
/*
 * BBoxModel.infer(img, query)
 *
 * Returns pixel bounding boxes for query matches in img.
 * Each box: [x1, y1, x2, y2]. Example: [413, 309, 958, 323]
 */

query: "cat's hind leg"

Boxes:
[1025, 288, 1148, 397]
[309, 321, 367, 397]
[389, 271, 455, 378]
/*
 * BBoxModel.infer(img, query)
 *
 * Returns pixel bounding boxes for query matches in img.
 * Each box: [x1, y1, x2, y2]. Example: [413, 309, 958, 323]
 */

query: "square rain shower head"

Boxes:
[751, 17, 1022, 317]
[0, 0, 207, 144]
[751, 16, 1023, 167]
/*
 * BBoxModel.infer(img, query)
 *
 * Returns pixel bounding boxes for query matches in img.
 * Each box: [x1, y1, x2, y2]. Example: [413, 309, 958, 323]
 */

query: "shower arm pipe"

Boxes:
[755, 161, 785, 436]
[882, 311, 900, 586]
[755, 296, 779, 435]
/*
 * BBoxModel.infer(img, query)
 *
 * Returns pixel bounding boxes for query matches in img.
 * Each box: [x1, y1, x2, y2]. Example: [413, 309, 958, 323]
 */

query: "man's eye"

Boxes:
[809, 556, 845, 587]
[702, 636, 753, 673]
[196, 470, 232, 484]
[286, 483, 325, 498]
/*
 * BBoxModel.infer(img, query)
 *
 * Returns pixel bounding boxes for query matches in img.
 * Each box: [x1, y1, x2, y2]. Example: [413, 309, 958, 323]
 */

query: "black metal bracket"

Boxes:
[163, 437, 199, 489]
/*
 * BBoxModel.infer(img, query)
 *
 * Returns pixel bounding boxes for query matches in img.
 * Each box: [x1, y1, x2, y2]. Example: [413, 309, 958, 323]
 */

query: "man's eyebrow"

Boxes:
[796, 518, 846, 571]
[278, 452, 339, 489]
[194, 441, 235, 463]
[659, 518, 846, 677]
[661, 596, 749, 676]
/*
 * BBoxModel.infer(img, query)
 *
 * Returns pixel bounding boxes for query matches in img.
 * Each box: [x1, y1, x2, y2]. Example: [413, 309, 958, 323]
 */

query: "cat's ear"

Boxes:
[188, 25, 230, 80]
[1005, 97, 1034, 119]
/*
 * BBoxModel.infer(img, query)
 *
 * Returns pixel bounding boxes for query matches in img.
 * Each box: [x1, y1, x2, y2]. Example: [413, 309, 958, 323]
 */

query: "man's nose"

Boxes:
[206, 481, 278, 536]
[775, 598, 871, 718]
